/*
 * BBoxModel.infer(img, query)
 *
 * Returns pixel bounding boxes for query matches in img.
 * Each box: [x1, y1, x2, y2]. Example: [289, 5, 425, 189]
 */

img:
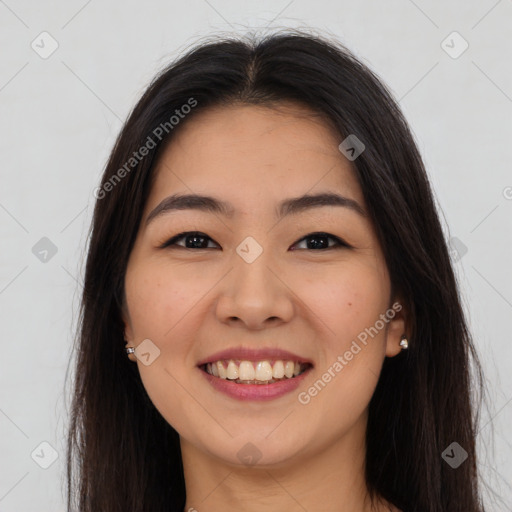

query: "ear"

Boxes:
[385, 298, 408, 358]
[124, 317, 134, 344]
[119, 288, 132, 340]
[121, 290, 135, 347]
[121, 302, 138, 362]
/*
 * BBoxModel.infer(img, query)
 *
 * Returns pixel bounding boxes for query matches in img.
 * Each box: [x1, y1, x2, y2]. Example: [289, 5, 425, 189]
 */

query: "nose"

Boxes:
[214, 248, 294, 330]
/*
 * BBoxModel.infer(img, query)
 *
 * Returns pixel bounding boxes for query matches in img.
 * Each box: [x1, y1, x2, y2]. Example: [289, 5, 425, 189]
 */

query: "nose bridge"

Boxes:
[232, 234, 277, 298]
[214, 233, 294, 328]
[237, 242, 275, 293]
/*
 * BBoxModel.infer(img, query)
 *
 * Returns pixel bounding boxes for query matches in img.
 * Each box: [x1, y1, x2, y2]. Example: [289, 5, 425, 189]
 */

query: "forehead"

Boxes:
[147, 103, 364, 213]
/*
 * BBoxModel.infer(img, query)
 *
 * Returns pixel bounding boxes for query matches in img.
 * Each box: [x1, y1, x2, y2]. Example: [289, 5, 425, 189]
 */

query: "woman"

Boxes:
[66, 29, 487, 511]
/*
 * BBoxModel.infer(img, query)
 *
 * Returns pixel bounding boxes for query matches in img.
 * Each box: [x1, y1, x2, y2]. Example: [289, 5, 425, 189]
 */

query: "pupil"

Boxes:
[308, 235, 327, 249]
[187, 235, 206, 248]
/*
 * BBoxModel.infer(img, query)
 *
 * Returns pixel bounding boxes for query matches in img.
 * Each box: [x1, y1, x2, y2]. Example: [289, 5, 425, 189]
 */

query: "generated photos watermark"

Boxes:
[297, 301, 403, 405]
[94, 97, 197, 199]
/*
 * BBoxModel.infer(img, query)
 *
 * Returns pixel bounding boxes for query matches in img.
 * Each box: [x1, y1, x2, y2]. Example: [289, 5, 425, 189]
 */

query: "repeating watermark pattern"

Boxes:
[442, 442, 468, 469]
[298, 302, 403, 405]
[0, 3, 508, 509]
[441, 31, 469, 59]
[94, 97, 197, 199]
[31, 31, 59, 59]
[338, 134, 365, 161]
[132, 338, 161, 366]
[448, 236, 468, 262]
[30, 441, 59, 469]
[236, 442, 263, 466]
[31, 237, 58, 263]
[236, 236, 264, 264]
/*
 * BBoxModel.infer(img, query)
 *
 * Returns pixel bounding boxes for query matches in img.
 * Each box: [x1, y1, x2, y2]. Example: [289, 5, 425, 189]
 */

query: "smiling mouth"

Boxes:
[200, 359, 313, 384]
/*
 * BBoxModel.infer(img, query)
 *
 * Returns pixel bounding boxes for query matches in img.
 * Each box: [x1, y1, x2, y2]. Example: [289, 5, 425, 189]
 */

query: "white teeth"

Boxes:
[284, 361, 295, 378]
[255, 361, 273, 381]
[272, 360, 285, 379]
[216, 361, 226, 379]
[226, 360, 239, 380]
[205, 358, 310, 382]
[238, 361, 255, 380]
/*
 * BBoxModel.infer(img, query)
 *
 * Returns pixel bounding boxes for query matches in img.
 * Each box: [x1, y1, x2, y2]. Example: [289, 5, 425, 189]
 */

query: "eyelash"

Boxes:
[159, 231, 351, 251]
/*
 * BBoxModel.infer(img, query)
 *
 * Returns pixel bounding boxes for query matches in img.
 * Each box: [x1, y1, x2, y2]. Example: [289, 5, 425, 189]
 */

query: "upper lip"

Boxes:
[197, 347, 313, 366]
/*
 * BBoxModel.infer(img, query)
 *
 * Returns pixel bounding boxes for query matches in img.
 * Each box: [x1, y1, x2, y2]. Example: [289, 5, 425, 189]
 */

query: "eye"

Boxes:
[160, 231, 350, 251]
[291, 232, 350, 251]
[160, 231, 219, 250]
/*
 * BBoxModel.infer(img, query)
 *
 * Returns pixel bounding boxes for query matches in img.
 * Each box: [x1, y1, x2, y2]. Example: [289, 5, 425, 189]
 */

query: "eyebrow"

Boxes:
[145, 192, 366, 226]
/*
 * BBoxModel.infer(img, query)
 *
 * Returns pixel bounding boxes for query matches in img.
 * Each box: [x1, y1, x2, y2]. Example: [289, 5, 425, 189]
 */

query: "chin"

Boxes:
[198, 432, 308, 469]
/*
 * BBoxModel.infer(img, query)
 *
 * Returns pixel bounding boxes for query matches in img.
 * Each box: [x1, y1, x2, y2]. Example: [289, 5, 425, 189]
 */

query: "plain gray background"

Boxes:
[1, 1, 511, 510]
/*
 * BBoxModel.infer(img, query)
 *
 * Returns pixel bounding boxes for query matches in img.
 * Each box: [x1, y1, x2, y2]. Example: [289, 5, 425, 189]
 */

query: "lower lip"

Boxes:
[199, 366, 312, 401]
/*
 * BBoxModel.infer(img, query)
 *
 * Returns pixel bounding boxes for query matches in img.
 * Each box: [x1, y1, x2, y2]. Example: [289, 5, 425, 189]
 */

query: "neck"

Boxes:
[180, 412, 392, 512]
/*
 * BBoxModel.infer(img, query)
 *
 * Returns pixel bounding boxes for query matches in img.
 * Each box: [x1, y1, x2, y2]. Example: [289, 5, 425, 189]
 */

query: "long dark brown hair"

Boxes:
[65, 29, 489, 511]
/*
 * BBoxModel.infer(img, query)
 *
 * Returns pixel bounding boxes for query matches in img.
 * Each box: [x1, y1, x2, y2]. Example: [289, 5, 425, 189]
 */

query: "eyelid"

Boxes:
[159, 231, 352, 250]
[158, 231, 218, 249]
[291, 232, 352, 250]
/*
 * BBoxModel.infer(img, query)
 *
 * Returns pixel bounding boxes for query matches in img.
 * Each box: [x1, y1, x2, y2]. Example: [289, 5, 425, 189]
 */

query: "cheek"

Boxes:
[124, 265, 205, 431]
[302, 265, 390, 416]
[296, 259, 389, 345]
[125, 262, 207, 341]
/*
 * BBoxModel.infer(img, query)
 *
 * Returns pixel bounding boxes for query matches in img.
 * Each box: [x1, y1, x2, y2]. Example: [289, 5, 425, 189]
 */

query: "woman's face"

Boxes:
[123, 103, 405, 467]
